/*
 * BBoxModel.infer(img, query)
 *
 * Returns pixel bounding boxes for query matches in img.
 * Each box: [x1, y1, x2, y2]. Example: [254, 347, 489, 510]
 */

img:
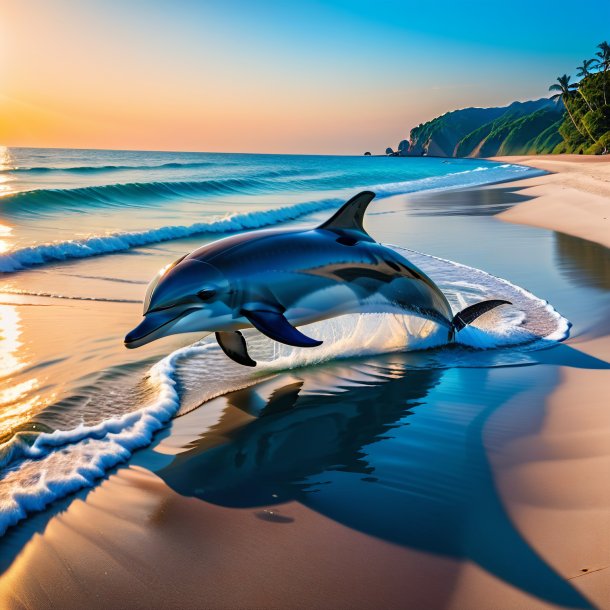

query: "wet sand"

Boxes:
[484, 157, 610, 607]
[2, 357, 607, 610]
[488, 331, 610, 609]
[0, 176, 609, 609]
[490, 155, 610, 248]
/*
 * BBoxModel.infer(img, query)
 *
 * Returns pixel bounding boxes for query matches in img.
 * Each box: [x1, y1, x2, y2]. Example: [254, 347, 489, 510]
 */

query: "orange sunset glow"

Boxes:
[2, 0, 601, 154]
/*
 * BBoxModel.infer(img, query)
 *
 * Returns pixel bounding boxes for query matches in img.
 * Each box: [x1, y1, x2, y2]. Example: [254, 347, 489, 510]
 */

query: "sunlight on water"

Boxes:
[0, 147, 12, 172]
[0, 148, 16, 198]
[0, 380, 43, 432]
[0, 378, 37, 405]
[0, 175, 15, 199]
[0, 224, 12, 253]
[0, 305, 26, 379]
[0, 305, 42, 433]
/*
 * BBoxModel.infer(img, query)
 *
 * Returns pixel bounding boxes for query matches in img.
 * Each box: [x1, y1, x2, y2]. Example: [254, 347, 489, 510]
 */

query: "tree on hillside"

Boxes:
[595, 41, 610, 105]
[577, 58, 596, 78]
[549, 75, 591, 140]
[576, 59, 597, 111]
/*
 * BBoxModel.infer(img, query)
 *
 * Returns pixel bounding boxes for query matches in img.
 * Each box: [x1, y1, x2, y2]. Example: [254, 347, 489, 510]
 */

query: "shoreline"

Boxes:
[488, 155, 610, 249]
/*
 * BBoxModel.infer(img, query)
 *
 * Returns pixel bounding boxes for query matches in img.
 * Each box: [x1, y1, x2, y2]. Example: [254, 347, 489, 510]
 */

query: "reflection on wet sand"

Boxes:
[405, 185, 535, 216]
[158, 356, 590, 608]
[0, 305, 42, 437]
[554, 231, 610, 291]
[0, 305, 25, 379]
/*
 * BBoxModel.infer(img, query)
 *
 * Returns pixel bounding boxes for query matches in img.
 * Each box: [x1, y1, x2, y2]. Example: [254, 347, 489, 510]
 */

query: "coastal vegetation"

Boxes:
[385, 41, 610, 157]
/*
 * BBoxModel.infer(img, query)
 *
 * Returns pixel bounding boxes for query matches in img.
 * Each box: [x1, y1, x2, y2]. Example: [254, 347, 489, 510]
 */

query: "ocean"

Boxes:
[0, 147, 587, 538]
[0, 147, 541, 272]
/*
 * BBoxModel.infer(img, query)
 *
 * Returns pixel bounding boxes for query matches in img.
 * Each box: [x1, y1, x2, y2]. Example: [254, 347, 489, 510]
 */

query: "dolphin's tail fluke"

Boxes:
[449, 299, 512, 341]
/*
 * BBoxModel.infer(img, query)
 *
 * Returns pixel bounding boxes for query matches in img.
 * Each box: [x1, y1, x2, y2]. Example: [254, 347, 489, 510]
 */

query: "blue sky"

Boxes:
[3, 0, 609, 152]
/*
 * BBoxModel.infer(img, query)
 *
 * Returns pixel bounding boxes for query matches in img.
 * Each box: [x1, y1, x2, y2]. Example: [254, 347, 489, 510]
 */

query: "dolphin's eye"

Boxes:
[197, 289, 216, 301]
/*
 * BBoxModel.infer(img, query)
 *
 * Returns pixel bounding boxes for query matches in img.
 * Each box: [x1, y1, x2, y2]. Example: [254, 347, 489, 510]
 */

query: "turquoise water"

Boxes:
[0, 148, 608, 606]
[0, 148, 537, 271]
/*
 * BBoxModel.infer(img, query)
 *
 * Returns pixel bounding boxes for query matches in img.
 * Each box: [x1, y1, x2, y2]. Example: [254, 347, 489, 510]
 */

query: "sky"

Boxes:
[1, 0, 609, 154]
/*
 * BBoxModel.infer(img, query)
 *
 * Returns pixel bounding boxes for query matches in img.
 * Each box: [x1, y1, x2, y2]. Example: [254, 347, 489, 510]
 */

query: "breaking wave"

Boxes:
[0, 162, 542, 274]
[1, 177, 280, 214]
[0, 198, 340, 272]
[1, 162, 538, 216]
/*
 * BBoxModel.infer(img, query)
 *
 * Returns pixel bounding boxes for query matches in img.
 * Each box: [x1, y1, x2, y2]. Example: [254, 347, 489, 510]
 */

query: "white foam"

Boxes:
[371, 163, 536, 198]
[0, 342, 211, 536]
[249, 314, 446, 372]
[398, 245, 570, 344]
[0, 199, 340, 273]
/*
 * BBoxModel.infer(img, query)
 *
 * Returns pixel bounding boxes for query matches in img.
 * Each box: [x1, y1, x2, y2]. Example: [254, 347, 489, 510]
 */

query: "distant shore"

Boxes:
[488, 154, 610, 248]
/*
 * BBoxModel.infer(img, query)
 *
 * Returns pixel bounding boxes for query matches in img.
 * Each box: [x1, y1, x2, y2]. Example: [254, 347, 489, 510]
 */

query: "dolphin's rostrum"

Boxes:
[124, 191, 511, 365]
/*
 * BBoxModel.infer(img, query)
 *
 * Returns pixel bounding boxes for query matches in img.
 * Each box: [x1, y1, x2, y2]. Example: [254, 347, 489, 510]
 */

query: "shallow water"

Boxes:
[0, 148, 608, 606]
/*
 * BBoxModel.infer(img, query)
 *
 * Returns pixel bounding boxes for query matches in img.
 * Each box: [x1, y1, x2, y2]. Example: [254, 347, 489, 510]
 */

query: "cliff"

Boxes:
[396, 98, 563, 158]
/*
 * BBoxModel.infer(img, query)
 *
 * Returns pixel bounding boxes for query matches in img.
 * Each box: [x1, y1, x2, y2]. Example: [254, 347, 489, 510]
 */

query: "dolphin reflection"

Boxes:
[157, 356, 591, 608]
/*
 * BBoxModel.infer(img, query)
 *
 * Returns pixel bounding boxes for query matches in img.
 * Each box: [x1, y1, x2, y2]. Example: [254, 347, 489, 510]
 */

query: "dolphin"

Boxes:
[124, 191, 510, 365]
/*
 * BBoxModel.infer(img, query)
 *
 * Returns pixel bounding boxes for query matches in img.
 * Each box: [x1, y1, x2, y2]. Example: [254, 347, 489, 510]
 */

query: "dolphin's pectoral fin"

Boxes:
[318, 191, 376, 239]
[216, 331, 257, 367]
[241, 308, 323, 348]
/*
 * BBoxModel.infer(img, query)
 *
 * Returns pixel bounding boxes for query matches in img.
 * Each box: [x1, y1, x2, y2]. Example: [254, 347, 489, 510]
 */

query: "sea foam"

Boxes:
[0, 198, 340, 273]
[0, 342, 210, 536]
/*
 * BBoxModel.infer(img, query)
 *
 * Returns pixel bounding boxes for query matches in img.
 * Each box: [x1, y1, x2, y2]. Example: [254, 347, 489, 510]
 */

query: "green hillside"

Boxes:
[405, 106, 507, 156]
[459, 107, 565, 157]
[385, 41, 610, 157]
[454, 103, 562, 157]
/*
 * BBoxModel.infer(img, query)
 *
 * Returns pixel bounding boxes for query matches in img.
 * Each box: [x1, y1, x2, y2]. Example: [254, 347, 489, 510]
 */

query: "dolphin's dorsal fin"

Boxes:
[318, 191, 376, 236]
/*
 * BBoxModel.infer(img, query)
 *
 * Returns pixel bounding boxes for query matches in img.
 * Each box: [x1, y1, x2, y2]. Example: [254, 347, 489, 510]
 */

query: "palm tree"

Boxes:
[575, 59, 596, 112]
[594, 41, 610, 105]
[549, 74, 590, 139]
[577, 58, 596, 78]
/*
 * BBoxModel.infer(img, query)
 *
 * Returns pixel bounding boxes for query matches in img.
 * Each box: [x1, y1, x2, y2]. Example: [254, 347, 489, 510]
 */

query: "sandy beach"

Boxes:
[489, 155, 610, 248]
[0, 154, 607, 610]
[469, 156, 610, 607]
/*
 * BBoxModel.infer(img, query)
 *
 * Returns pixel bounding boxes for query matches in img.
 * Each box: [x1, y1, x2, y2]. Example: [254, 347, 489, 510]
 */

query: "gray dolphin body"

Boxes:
[124, 191, 510, 365]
